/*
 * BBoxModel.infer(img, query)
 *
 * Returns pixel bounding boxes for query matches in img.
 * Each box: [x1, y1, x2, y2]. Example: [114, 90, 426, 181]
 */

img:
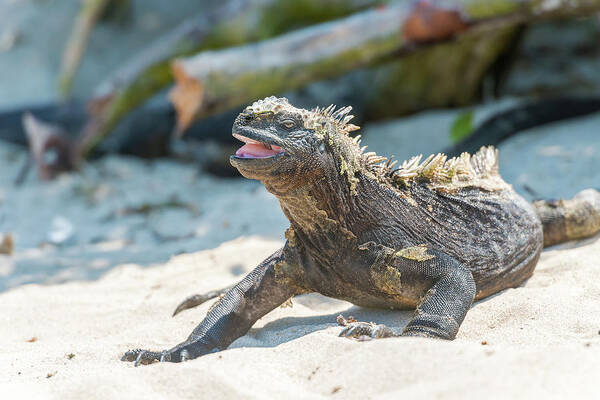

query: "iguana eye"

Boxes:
[281, 120, 296, 129]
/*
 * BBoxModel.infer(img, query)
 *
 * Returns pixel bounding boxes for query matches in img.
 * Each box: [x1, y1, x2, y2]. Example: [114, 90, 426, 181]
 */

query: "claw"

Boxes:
[180, 349, 190, 362]
[122, 342, 212, 365]
[336, 314, 357, 326]
[121, 349, 139, 362]
[337, 317, 395, 340]
[159, 351, 171, 362]
[121, 349, 162, 366]
[134, 351, 147, 367]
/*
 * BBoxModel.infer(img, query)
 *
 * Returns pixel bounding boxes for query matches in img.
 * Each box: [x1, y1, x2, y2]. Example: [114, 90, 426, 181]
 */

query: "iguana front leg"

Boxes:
[340, 242, 475, 340]
[122, 246, 305, 366]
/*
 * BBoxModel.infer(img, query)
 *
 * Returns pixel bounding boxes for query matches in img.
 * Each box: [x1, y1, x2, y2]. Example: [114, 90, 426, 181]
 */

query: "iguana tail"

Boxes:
[533, 189, 600, 248]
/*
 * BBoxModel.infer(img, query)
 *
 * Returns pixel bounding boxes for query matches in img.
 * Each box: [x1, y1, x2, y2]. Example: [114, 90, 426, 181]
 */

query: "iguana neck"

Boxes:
[266, 168, 390, 250]
[277, 181, 353, 233]
[263, 126, 364, 235]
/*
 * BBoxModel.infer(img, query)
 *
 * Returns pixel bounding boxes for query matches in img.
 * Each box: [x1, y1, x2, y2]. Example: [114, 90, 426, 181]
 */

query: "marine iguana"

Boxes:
[122, 96, 600, 366]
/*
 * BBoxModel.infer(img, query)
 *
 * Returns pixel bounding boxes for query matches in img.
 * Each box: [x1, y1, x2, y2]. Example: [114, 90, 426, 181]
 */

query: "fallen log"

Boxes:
[170, 2, 419, 133]
[82, 0, 386, 157]
[170, 0, 600, 133]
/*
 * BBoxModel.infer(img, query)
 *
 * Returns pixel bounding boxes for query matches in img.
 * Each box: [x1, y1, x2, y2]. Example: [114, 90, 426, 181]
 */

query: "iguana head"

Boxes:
[230, 96, 362, 192]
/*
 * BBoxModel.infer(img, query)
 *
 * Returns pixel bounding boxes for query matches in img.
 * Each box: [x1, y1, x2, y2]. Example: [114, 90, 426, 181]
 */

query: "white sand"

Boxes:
[2, 234, 599, 399]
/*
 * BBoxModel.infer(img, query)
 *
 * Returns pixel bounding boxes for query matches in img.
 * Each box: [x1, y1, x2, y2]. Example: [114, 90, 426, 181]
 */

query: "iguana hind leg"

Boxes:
[338, 243, 475, 341]
[401, 253, 475, 339]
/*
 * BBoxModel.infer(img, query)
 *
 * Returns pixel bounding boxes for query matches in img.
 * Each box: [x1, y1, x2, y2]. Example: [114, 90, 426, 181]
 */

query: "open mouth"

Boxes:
[233, 133, 285, 159]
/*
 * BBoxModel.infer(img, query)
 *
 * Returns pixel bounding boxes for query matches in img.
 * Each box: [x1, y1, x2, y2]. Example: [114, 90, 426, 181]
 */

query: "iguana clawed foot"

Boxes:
[337, 315, 395, 341]
[121, 348, 192, 366]
[121, 341, 216, 366]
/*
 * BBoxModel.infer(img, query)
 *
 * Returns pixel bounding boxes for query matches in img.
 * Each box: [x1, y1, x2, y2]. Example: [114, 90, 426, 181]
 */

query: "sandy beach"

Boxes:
[2, 234, 599, 399]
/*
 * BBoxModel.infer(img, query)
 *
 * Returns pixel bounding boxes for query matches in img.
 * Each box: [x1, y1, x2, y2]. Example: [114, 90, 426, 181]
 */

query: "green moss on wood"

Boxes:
[460, 0, 523, 19]
[364, 24, 519, 119]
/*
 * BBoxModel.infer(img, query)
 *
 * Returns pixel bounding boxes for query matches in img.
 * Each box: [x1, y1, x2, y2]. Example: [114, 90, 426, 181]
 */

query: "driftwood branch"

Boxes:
[58, 0, 112, 97]
[81, 0, 384, 157]
[170, 0, 600, 133]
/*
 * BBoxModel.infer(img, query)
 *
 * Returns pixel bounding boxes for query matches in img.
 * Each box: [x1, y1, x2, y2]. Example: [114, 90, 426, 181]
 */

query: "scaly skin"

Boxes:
[122, 97, 600, 366]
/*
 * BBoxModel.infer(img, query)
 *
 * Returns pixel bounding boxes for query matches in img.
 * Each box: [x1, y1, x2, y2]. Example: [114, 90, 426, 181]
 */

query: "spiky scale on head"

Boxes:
[244, 96, 291, 115]
[245, 96, 358, 133]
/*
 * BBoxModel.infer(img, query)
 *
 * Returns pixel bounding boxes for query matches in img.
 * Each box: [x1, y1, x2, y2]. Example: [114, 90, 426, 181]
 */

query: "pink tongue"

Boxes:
[236, 143, 281, 158]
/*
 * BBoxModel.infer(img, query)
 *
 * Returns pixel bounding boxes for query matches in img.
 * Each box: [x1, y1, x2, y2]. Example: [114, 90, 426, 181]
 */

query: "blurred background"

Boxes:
[0, 0, 599, 292]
